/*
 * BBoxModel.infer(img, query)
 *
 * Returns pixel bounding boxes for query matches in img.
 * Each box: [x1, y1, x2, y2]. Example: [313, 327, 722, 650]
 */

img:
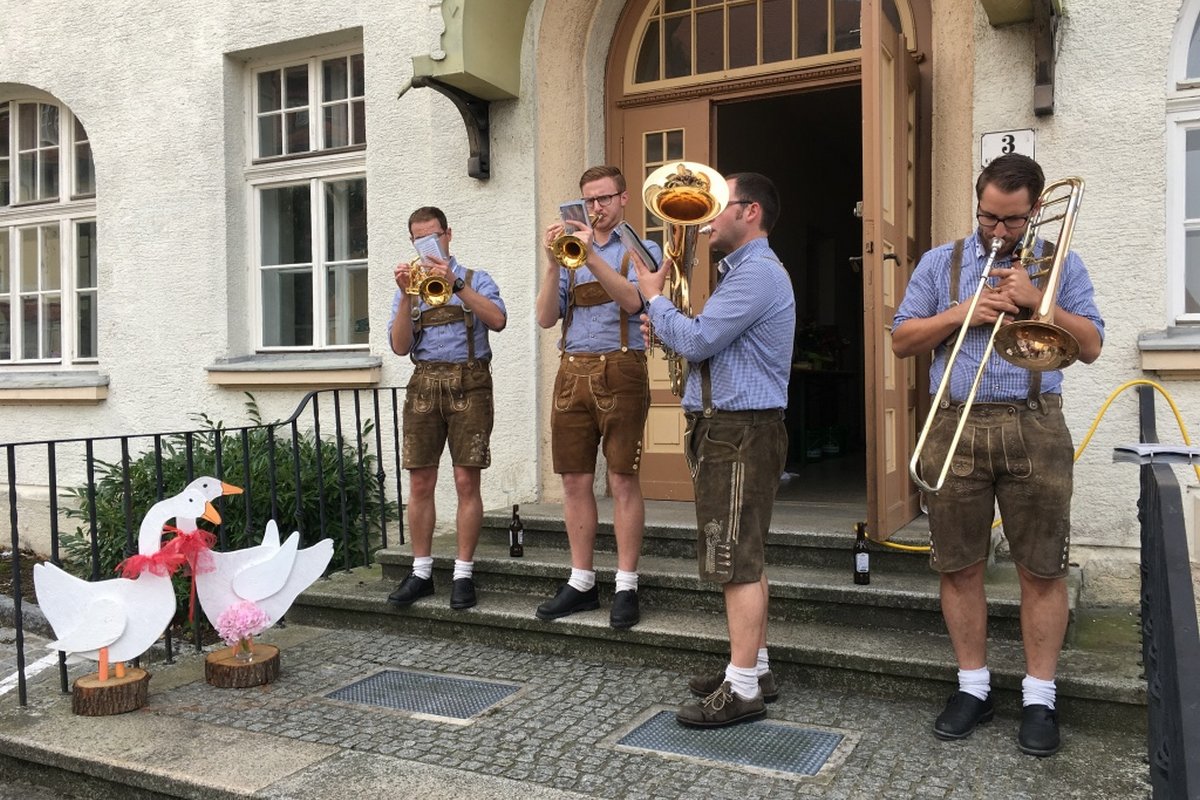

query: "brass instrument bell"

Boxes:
[551, 213, 598, 269]
[405, 256, 453, 306]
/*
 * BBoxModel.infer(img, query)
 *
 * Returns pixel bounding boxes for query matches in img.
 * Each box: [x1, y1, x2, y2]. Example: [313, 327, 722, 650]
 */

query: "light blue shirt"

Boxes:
[893, 232, 1104, 401]
[387, 257, 506, 362]
[648, 237, 795, 412]
[558, 232, 661, 353]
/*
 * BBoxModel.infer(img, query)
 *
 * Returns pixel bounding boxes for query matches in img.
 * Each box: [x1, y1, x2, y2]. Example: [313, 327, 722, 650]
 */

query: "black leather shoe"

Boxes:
[609, 589, 640, 629]
[387, 574, 434, 607]
[450, 577, 477, 610]
[1017, 704, 1060, 756]
[535, 583, 599, 620]
[933, 691, 994, 740]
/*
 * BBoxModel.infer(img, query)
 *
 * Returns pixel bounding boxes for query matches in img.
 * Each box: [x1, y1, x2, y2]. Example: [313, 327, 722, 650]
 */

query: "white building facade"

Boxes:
[1, 0, 1198, 604]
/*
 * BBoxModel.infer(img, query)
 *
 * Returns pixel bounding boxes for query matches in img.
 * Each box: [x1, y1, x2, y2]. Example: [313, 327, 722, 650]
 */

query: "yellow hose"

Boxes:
[874, 379, 1196, 553]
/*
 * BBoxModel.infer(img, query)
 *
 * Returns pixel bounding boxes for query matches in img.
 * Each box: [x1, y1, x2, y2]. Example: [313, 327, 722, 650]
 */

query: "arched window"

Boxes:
[624, 0, 913, 93]
[1168, 2, 1200, 321]
[0, 96, 97, 364]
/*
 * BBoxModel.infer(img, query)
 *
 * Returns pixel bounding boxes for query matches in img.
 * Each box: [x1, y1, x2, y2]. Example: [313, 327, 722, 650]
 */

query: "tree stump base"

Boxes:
[205, 643, 280, 688]
[72, 668, 151, 716]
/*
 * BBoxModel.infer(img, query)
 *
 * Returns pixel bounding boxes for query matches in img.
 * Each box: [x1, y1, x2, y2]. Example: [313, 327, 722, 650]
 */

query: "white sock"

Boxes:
[411, 556, 434, 580]
[568, 568, 595, 592]
[958, 666, 991, 701]
[724, 663, 760, 701]
[615, 570, 638, 593]
[1022, 674, 1056, 710]
[756, 647, 770, 677]
[453, 560, 474, 581]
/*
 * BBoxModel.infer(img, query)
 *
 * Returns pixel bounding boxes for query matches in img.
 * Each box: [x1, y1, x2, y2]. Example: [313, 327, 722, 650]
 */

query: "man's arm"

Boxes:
[535, 222, 566, 329]
[389, 291, 415, 356]
[459, 271, 507, 332]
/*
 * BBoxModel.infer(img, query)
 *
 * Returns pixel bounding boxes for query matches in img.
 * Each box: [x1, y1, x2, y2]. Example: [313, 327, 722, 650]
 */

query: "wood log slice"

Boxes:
[72, 668, 151, 716]
[204, 643, 280, 688]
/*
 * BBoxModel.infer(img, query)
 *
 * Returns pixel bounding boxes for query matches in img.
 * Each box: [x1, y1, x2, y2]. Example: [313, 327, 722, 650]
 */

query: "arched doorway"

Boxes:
[605, 0, 930, 539]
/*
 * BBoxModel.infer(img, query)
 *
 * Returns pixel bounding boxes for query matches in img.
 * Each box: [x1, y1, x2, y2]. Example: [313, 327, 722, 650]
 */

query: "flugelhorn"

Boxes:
[908, 177, 1085, 494]
[405, 256, 453, 307]
[551, 213, 599, 269]
[642, 161, 728, 395]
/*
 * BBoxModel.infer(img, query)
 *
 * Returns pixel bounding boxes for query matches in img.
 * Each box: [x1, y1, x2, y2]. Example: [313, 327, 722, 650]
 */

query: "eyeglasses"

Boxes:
[727, 200, 754, 208]
[583, 192, 621, 208]
[976, 208, 1032, 230]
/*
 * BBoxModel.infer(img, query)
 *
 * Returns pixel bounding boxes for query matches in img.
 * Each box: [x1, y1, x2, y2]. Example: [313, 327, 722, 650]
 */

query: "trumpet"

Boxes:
[642, 161, 729, 395]
[908, 177, 1085, 494]
[551, 213, 598, 269]
[404, 256, 453, 307]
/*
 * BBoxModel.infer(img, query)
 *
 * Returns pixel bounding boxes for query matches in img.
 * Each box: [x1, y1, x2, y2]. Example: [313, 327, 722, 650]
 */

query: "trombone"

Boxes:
[641, 161, 728, 395]
[908, 177, 1085, 494]
[404, 256, 453, 307]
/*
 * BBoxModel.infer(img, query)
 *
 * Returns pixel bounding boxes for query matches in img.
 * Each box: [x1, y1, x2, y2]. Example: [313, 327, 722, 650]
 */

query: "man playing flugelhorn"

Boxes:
[534, 166, 662, 629]
[387, 206, 507, 612]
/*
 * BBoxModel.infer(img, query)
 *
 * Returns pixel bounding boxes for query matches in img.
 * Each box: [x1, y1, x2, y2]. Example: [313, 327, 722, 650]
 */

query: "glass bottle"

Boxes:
[853, 522, 870, 585]
[509, 504, 524, 558]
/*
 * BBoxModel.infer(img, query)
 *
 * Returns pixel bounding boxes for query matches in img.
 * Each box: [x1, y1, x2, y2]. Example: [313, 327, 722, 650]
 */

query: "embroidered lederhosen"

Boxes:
[946, 239, 1054, 406]
[411, 269, 478, 365]
[559, 254, 632, 353]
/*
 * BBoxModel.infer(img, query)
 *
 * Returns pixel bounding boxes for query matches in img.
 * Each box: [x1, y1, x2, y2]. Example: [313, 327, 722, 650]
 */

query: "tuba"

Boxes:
[405, 257, 453, 307]
[641, 161, 729, 395]
[908, 176, 1084, 494]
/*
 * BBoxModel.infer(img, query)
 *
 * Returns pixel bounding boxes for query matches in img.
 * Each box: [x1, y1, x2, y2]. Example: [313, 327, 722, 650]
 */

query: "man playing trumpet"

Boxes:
[387, 206, 507, 611]
[534, 166, 661, 629]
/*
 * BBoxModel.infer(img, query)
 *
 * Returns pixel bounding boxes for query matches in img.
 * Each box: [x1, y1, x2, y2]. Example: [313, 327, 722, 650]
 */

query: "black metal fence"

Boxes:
[1136, 386, 1200, 800]
[1, 387, 406, 706]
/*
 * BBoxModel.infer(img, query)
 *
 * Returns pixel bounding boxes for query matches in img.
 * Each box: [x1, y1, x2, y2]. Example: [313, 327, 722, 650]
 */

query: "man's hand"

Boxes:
[394, 260, 413, 291]
[963, 288, 1020, 326]
[423, 254, 453, 283]
[639, 312, 654, 350]
[989, 266, 1041, 312]
[632, 254, 671, 301]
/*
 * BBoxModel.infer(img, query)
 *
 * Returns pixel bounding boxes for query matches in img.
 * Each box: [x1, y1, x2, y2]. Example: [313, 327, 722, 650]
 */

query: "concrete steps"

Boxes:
[292, 501, 1145, 733]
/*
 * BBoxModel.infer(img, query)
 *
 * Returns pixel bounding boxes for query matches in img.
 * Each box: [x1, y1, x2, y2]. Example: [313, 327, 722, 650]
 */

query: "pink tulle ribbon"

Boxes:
[115, 548, 186, 579]
[160, 525, 217, 623]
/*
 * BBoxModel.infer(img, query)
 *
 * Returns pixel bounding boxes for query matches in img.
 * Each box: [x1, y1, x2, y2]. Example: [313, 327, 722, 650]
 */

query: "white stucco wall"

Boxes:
[969, 0, 1195, 600]
[0, 0, 542, 550]
[2, 0, 1197, 606]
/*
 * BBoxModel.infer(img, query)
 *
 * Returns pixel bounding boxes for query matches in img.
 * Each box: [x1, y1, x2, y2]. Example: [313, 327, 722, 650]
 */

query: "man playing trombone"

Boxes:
[534, 165, 661, 629]
[387, 206, 507, 612]
[892, 154, 1104, 756]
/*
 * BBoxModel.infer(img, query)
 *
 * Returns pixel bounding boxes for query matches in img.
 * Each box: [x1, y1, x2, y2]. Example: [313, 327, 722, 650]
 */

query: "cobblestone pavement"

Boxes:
[1, 623, 1150, 799]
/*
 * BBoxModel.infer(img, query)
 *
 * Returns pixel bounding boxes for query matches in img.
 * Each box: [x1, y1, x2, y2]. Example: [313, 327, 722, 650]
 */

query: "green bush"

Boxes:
[59, 395, 396, 621]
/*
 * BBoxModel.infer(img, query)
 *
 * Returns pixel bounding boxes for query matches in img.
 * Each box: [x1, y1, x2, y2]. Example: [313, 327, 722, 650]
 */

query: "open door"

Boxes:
[620, 99, 713, 501]
[861, 0, 922, 540]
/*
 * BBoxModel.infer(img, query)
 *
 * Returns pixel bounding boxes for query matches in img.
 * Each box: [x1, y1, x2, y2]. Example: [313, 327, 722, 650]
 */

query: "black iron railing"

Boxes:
[1135, 386, 1200, 800]
[1, 387, 405, 706]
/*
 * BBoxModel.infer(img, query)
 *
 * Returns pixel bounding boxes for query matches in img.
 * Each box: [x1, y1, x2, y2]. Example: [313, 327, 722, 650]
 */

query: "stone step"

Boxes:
[375, 544, 1082, 643]
[292, 565, 1144, 734]
[481, 502, 942, 574]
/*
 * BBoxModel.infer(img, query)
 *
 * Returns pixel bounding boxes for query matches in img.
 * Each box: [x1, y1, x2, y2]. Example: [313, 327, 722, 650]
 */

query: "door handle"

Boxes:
[848, 256, 863, 273]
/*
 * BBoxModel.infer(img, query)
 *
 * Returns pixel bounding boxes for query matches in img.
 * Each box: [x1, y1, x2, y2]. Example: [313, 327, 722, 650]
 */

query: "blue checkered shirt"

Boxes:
[893, 233, 1104, 401]
[557, 232, 661, 353]
[647, 237, 796, 412]
[387, 257, 506, 362]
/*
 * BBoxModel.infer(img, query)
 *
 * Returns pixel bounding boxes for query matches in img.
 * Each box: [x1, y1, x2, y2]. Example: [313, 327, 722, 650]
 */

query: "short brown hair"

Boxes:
[727, 172, 780, 234]
[579, 165, 626, 193]
[408, 206, 448, 235]
[975, 154, 1044, 205]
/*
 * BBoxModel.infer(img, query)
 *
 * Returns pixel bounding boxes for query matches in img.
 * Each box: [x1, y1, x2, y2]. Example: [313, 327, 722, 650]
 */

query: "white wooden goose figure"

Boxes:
[33, 489, 220, 681]
[177, 476, 333, 630]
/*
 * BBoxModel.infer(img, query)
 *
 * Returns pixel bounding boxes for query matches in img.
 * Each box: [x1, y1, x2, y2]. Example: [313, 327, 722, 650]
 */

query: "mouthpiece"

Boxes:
[699, 225, 713, 235]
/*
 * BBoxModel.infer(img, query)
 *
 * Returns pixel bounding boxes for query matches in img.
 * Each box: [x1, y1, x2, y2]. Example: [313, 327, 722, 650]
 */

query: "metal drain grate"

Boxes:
[617, 710, 844, 777]
[325, 669, 520, 720]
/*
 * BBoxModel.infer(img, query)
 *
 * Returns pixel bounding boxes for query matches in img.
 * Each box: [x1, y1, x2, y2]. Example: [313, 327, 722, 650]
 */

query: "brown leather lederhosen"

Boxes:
[946, 238, 1054, 407]
[410, 269, 479, 366]
[559, 254, 632, 353]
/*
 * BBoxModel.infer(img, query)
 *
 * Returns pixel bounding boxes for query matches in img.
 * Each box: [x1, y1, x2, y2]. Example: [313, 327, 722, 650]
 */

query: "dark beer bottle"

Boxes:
[853, 522, 870, 585]
[509, 504, 524, 558]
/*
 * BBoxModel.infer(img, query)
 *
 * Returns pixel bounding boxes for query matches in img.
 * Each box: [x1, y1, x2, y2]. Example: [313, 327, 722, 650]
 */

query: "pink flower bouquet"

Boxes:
[215, 600, 271, 660]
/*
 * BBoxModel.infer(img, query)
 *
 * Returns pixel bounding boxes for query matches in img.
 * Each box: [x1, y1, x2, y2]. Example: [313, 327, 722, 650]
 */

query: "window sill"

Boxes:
[0, 370, 109, 404]
[1138, 328, 1200, 379]
[206, 352, 382, 389]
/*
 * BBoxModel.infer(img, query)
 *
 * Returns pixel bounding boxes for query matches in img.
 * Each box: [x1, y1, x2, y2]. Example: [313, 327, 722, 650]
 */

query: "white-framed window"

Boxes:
[1169, 2, 1200, 322]
[0, 98, 98, 364]
[246, 49, 368, 350]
